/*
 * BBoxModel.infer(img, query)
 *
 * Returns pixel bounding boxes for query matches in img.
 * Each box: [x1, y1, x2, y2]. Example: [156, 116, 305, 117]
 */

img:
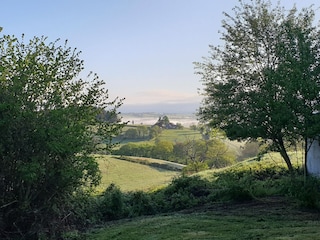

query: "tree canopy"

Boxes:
[195, 0, 320, 171]
[0, 34, 124, 238]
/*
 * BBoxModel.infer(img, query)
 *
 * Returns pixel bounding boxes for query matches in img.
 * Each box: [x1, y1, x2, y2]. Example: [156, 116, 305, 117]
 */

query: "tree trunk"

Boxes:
[277, 137, 293, 172]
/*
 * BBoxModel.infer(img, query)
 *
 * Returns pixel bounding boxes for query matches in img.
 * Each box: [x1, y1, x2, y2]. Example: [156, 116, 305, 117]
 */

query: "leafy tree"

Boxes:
[0, 35, 124, 238]
[195, 0, 320, 171]
[206, 139, 236, 168]
[125, 128, 139, 139]
[152, 140, 174, 159]
[137, 125, 149, 138]
[96, 108, 121, 123]
[149, 125, 162, 139]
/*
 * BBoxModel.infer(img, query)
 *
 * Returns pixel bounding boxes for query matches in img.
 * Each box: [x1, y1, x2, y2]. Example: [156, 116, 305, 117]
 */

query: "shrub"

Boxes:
[285, 175, 320, 209]
[99, 184, 127, 221]
[158, 176, 212, 211]
[126, 191, 156, 217]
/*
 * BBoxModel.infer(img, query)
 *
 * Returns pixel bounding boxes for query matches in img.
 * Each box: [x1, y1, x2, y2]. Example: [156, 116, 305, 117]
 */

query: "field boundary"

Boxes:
[114, 155, 185, 171]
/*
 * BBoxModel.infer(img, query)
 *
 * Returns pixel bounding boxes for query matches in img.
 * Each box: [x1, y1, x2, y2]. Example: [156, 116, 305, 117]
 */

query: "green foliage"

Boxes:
[183, 162, 209, 175]
[153, 140, 174, 159]
[285, 175, 320, 209]
[124, 128, 139, 139]
[195, 0, 320, 171]
[158, 176, 212, 211]
[0, 35, 123, 239]
[114, 128, 236, 170]
[99, 184, 127, 220]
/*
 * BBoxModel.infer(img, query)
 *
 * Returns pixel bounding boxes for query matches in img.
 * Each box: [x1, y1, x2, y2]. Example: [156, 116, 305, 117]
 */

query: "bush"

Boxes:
[183, 162, 209, 175]
[126, 191, 156, 217]
[99, 184, 127, 221]
[158, 176, 212, 211]
[285, 175, 320, 209]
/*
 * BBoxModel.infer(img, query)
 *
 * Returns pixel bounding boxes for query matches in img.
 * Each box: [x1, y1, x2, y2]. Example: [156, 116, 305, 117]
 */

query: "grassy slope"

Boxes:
[94, 155, 180, 192]
[87, 197, 320, 240]
[88, 151, 315, 240]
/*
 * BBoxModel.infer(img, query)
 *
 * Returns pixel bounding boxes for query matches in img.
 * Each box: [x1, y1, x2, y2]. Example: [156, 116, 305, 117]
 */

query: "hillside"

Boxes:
[86, 152, 319, 240]
[94, 155, 181, 192]
[87, 197, 320, 240]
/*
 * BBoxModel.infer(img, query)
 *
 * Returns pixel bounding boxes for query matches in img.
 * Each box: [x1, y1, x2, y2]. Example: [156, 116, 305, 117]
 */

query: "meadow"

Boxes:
[94, 155, 182, 192]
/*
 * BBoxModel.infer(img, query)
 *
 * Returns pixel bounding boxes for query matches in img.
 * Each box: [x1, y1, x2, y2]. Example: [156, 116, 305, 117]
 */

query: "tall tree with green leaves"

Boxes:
[0, 34, 124, 238]
[195, 0, 320, 171]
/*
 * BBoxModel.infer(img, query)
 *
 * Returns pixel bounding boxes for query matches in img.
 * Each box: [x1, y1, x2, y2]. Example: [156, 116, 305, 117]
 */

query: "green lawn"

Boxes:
[94, 155, 181, 192]
[87, 198, 320, 240]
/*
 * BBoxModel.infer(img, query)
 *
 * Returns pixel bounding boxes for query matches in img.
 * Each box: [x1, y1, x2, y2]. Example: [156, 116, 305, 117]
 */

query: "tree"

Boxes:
[152, 140, 174, 159]
[136, 125, 149, 138]
[0, 35, 124, 238]
[195, 0, 320, 171]
[149, 125, 162, 139]
[125, 128, 139, 139]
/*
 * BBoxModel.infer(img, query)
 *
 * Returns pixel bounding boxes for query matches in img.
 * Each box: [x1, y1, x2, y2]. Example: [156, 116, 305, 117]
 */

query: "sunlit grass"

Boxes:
[94, 155, 180, 192]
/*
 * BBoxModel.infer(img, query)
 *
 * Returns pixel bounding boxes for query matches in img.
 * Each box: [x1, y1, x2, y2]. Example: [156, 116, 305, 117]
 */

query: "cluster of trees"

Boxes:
[114, 133, 237, 172]
[196, 0, 320, 171]
[122, 125, 162, 140]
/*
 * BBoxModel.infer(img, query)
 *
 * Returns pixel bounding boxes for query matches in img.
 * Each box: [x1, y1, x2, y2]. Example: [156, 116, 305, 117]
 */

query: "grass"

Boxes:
[94, 155, 181, 192]
[156, 129, 202, 143]
[87, 198, 320, 240]
[196, 150, 304, 180]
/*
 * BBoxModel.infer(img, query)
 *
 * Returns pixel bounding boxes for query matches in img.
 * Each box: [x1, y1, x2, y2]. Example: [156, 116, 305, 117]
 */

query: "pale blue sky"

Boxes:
[1, 0, 319, 112]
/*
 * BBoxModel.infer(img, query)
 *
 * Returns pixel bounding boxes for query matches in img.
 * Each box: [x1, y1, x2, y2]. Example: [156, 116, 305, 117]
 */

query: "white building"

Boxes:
[306, 138, 320, 177]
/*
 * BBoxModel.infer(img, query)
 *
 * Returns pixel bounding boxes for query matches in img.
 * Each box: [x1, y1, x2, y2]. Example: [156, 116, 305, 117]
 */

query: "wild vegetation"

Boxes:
[0, 34, 124, 239]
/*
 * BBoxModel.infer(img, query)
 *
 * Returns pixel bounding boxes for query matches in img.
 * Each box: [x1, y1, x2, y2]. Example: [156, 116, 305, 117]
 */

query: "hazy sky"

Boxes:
[1, 0, 319, 112]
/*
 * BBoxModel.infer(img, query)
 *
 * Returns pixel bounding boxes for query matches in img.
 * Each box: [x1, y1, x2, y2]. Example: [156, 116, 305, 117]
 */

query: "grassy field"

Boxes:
[87, 198, 320, 240]
[155, 129, 202, 142]
[94, 155, 181, 192]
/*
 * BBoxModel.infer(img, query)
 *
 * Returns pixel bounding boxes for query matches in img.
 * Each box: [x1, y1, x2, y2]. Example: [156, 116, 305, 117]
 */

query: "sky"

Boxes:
[1, 0, 319, 113]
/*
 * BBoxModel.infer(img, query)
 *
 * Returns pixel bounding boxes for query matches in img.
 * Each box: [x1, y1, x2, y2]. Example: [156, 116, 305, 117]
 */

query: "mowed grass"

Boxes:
[94, 155, 181, 192]
[87, 199, 320, 240]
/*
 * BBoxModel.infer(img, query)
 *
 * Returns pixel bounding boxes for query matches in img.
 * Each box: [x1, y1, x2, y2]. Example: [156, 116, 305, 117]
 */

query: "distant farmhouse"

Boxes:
[153, 116, 177, 129]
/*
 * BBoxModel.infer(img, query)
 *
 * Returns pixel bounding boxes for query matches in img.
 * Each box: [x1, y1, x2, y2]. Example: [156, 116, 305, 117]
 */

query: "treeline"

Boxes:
[114, 138, 237, 172]
[114, 125, 263, 172]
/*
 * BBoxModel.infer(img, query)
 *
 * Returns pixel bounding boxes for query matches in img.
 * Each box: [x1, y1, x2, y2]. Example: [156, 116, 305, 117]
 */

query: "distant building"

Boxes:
[153, 116, 177, 129]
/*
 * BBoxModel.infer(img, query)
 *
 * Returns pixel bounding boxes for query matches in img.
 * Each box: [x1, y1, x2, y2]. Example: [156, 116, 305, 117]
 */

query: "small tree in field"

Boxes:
[195, 0, 320, 171]
[0, 34, 124, 238]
